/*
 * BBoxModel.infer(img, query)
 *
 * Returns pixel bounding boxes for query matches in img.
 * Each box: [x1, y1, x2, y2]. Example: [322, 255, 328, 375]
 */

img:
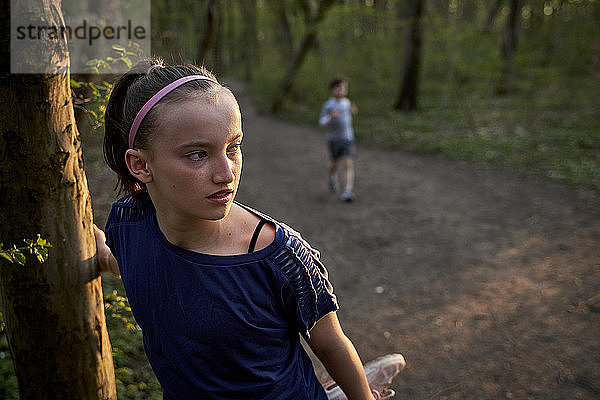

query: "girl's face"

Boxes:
[142, 88, 243, 223]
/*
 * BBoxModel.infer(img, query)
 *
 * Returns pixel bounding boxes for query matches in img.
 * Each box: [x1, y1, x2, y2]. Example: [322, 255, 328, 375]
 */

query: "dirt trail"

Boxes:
[89, 81, 600, 399]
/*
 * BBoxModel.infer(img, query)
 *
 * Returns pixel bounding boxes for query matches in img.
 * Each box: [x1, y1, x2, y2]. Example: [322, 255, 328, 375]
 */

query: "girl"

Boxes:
[94, 60, 378, 399]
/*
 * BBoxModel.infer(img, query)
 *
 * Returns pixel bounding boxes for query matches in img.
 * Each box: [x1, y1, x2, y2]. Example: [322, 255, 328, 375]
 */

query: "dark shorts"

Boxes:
[328, 139, 355, 160]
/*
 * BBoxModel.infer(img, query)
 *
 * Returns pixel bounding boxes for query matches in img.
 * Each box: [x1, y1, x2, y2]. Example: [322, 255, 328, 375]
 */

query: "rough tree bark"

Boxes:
[0, 0, 116, 398]
[394, 0, 424, 111]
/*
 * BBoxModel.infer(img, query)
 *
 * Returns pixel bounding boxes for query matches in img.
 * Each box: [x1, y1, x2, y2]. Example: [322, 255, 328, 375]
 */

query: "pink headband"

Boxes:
[128, 75, 217, 148]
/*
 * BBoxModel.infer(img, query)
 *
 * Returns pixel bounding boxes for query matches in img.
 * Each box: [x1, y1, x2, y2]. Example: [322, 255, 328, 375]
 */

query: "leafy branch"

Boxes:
[0, 235, 52, 266]
[71, 42, 143, 129]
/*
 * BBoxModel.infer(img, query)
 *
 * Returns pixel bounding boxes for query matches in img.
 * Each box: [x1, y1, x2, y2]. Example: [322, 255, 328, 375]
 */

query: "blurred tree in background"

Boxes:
[150, 0, 599, 110]
[148, 0, 598, 191]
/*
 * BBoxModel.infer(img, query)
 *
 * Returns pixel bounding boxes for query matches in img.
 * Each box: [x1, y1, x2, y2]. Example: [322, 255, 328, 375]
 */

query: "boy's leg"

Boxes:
[340, 156, 355, 201]
[329, 159, 339, 176]
[343, 156, 354, 192]
[328, 159, 339, 192]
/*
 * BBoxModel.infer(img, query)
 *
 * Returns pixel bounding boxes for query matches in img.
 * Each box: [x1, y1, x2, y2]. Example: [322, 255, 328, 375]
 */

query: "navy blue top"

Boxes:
[105, 194, 339, 399]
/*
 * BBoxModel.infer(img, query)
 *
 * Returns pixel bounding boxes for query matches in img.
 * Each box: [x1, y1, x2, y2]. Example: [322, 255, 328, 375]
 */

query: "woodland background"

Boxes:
[1, 0, 599, 398]
[147, 0, 600, 193]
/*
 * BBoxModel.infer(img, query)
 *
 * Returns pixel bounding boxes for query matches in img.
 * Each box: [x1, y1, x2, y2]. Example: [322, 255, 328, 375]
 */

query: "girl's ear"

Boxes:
[125, 149, 153, 183]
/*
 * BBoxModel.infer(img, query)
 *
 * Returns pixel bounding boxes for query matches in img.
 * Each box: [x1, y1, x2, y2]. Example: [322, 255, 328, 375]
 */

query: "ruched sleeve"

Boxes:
[272, 230, 339, 340]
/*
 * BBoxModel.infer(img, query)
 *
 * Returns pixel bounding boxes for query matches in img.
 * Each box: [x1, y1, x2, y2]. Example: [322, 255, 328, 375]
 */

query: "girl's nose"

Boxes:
[212, 153, 235, 184]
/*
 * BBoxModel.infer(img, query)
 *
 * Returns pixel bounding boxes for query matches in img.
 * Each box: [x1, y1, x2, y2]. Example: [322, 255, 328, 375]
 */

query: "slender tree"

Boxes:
[272, 0, 295, 58]
[0, 0, 116, 398]
[482, 0, 504, 32]
[497, 0, 522, 94]
[241, 0, 258, 80]
[394, 0, 424, 111]
[271, 0, 337, 112]
[296, 0, 314, 23]
[197, 0, 221, 66]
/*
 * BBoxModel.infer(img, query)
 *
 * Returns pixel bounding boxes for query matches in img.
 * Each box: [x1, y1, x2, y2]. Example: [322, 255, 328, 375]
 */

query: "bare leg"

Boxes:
[329, 159, 340, 192]
[343, 157, 354, 192]
[339, 157, 355, 201]
[329, 159, 339, 176]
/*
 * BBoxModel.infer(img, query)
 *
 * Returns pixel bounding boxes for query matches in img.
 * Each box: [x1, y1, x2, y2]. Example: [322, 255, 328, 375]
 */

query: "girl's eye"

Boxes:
[228, 141, 243, 153]
[187, 151, 207, 161]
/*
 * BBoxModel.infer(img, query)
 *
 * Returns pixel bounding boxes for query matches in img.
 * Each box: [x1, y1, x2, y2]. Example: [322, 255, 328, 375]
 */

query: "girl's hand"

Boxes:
[94, 224, 120, 276]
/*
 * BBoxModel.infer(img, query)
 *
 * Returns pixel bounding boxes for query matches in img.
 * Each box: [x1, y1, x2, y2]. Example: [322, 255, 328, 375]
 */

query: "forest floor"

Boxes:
[88, 81, 600, 400]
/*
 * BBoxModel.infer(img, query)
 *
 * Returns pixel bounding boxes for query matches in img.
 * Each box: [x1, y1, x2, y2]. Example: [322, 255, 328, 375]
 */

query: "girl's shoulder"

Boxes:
[108, 193, 154, 224]
[235, 202, 322, 260]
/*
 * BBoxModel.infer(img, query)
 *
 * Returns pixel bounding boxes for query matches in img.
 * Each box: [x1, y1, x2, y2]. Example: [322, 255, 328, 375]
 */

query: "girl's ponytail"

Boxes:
[104, 60, 152, 196]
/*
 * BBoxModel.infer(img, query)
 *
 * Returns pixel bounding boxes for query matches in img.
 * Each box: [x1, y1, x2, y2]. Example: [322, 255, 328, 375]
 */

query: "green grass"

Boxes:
[102, 276, 163, 399]
[0, 333, 18, 400]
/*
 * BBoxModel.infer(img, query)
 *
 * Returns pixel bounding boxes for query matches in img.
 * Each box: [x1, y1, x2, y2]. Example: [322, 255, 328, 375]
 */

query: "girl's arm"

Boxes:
[93, 225, 120, 276]
[308, 311, 375, 400]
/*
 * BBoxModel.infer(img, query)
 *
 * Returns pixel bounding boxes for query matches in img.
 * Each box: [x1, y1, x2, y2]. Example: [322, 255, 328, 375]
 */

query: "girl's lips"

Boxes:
[207, 190, 234, 204]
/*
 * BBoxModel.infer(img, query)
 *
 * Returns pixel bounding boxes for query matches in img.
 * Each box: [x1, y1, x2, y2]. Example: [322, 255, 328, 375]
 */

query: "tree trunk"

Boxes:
[296, 0, 313, 24]
[482, 0, 504, 32]
[241, 0, 258, 81]
[272, 0, 295, 59]
[0, 0, 116, 398]
[271, 0, 337, 113]
[496, 0, 521, 95]
[197, 0, 220, 66]
[394, 0, 424, 111]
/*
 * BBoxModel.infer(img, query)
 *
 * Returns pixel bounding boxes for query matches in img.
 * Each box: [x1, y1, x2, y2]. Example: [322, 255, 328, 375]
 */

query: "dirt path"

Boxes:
[89, 82, 600, 399]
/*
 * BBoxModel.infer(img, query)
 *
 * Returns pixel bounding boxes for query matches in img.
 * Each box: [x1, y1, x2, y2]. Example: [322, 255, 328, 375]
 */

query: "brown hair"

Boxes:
[103, 59, 219, 196]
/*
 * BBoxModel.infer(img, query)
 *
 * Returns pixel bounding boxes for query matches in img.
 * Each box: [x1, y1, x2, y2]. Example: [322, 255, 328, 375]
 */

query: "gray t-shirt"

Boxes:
[319, 97, 354, 142]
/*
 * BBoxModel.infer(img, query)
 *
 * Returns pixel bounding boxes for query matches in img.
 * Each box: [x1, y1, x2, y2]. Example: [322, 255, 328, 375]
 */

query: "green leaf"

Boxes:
[120, 57, 132, 68]
[34, 247, 49, 263]
[13, 252, 26, 266]
[111, 44, 126, 52]
[70, 80, 81, 88]
[35, 235, 52, 248]
[0, 252, 14, 263]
